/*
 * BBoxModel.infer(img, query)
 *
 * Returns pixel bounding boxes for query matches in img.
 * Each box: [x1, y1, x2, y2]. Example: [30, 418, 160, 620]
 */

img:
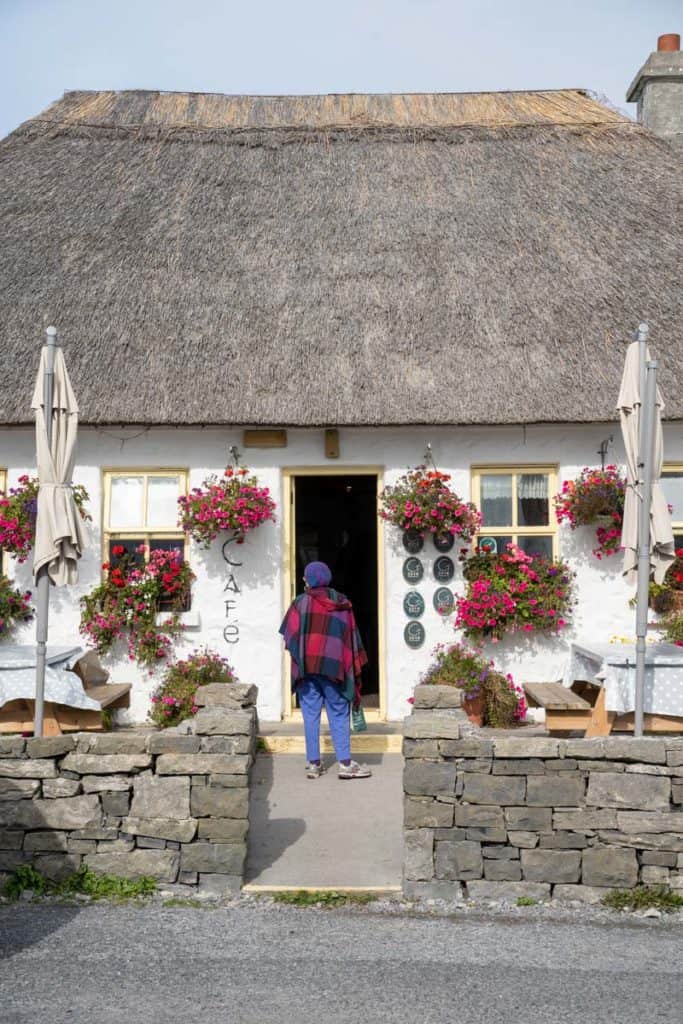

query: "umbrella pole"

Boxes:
[34, 326, 58, 738]
[634, 357, 658, 737]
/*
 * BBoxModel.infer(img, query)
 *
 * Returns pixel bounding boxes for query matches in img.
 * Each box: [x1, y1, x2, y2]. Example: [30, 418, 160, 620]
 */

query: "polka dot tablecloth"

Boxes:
[0, 645, 100, 711]
[564, 641, 683, 716]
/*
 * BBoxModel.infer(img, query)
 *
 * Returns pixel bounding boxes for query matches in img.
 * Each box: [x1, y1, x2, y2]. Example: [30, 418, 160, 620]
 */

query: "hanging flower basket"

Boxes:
[80, 547, 195, 668]
[455, 543, 575, 642]
[554, 465, 626, 560]
[0, 575, 34, 637]
[178, 465, 276, 548]
[0, 475, 91, 563]
[379, 465, 481, 542]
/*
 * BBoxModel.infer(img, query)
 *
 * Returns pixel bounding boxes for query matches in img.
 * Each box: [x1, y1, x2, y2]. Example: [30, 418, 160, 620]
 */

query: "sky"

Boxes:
[0, 0, 679, 138]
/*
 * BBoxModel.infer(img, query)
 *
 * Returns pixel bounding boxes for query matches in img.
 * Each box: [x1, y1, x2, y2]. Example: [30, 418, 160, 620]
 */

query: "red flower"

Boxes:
[112, 545, 126, 557]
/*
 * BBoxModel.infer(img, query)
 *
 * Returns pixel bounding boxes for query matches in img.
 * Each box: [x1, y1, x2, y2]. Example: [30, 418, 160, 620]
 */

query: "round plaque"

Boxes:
[434, 532, 455, 553]
[403, 591, 425, 619]
[433, 555, 455, 583]
[404, 621, 426, 649]
[433, 587, 455, 616]
[479, 536, 498, 555]
[402, 530, 424, 554]
[402, 557, 424, 584]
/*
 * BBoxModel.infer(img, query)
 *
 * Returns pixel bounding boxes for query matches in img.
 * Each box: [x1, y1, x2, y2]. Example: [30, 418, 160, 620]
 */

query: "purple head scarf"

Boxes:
[304, 561, 332, 588]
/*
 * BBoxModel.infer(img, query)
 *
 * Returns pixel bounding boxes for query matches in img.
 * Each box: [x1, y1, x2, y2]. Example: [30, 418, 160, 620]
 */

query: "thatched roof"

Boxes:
[0, 88, 680, 426]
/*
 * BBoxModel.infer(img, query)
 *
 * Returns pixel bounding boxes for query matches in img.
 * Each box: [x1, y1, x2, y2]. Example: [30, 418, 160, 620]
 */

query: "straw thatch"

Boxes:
[0, 88, 680, 426]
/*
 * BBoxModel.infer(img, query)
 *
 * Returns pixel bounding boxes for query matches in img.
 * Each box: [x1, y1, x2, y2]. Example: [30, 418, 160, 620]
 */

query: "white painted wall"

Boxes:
[2, 421, 682, 724]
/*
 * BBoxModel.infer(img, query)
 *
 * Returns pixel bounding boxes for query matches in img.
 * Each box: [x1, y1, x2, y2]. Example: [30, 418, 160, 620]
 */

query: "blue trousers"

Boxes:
[296, 674, 351, 763]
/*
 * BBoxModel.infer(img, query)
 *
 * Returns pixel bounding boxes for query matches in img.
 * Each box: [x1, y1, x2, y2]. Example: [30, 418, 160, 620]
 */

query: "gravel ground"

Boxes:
[1, 895, 681, 1024]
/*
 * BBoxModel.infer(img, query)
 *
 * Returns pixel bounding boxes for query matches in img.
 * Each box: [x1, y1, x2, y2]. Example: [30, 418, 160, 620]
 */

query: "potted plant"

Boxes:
[178, 464, 276, 547]
[149, 647, 237, 728]
[0, 575, 34, 637]
[0, 475, 91, 563]
[554, 465, 625, 559]
[379, 465, 481, 541]
[80, 546, 195, 668]
[420, 642, 527, 727]
[456, 543, 575, 642]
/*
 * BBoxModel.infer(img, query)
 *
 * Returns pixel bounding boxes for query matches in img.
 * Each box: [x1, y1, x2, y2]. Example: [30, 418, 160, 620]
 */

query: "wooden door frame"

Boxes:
[281, 466, 386, 721]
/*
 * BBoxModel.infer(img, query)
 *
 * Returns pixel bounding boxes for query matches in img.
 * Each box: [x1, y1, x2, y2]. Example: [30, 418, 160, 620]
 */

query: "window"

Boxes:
[103, 470, 189, 606]
[471, 466, 559, 559]
[0, 469, 6, 574]
[661, 465, 683, 549]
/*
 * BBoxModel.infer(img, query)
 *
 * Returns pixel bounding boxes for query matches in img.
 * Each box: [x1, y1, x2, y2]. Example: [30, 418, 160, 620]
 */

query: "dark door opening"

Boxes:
[294, 474, 380, 707]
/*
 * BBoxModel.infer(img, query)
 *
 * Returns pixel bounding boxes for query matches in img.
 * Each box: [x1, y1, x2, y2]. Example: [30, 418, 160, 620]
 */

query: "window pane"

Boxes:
[480, 474, 512, 527]
[147, 476, 182, 529]
[517, 474, 549, 526]
[518, 534, 553, 559]
[108, 538, 145, 566]
[109, 476, 144, 529]
[674, 532, 683, 551]
[477, 534, 513, 556]
[149, 538, 185, 558]
[661, 472, 683, 526]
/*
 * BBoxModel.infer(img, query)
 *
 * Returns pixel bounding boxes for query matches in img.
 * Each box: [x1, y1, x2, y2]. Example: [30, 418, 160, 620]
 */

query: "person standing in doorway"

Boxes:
[279, 560, 372, 780]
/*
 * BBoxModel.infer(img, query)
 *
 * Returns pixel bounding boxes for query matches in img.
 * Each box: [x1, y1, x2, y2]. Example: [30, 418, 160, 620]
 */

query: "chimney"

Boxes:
[627, 34, 683, 151]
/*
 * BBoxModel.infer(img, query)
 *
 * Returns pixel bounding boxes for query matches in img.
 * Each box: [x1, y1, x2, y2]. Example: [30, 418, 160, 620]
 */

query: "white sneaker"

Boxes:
[338, 760, 372, 780]
[306, 761, 326, 779]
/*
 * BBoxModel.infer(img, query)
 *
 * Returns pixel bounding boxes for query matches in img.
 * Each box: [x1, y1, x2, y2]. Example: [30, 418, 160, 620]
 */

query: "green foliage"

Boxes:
[515, 896, 538, 907]
[149, 647, 237, 728]
[662, 612, 683, 647]
[4, 864, 157, 902]
[421, 642, 526, 727]
[0, 575, 34, 639]
[272, 889, 377, 907]
[602, 886, 683, 913]
[4, 864, 50, 900]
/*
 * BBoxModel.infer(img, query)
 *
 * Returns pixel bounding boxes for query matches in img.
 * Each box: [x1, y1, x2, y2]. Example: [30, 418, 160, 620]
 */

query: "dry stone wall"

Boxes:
[404, 685, 683, 902]
[0, 682, 258, 896]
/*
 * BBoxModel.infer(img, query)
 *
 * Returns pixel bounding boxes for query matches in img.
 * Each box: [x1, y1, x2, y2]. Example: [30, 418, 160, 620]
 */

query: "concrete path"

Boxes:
[246, 752, 403, 888]
[2, 903, 682, 1024]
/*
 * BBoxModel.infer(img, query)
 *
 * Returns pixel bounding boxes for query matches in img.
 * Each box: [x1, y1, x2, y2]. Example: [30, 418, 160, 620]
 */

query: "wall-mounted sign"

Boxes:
[402, 557, 424, 584]
[402, 530, 424, 554]
[403, 591, 425, 619]
[433, 555, 455, 583]
[434, 532, 455, 553]
[479, 536, 498, 555]
[404, 621, 426, 649]
[433, 587, 455, 616]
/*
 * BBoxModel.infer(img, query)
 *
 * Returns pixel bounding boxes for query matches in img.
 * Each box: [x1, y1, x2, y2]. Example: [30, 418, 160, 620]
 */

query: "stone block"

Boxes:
[545, 759, 579, 772]
[0, 795, 101, 830]
[404, 829, 434, 881]
[135, 836, 167, 849]
[616, 811, 683, 834]
[641, 865, 670, 884]
[181, 842, 246, 875]
[199, 736, 252, 755]
[484, 859, 522, 881]
[460, 759, 492, 774]
[71, 825, 119, 840]
[455, 805, 505, 829]
[526, 776, 585, 807]
[482, 845, 519, 860]
[667, 751, 683, 767]
[42, 778, 81, 798]
[0, 779, 39, 801]
[34, 854, 81, 881]
[190, 786, 249, 818]
[671, 873, 683, 890]
[673, 784, 683, 804]
[402, 739, 439, 758]
[493, 738, 560, 758]
[505, 807, 552, 832]
[492, 759, 544, 775]
[466, 827, 507, 842]
[586, 772, 670, 810]
[209, 775, 248, 788]
[439, 738, 493, 758]
[433, 827, 468, 840]
[77, 734, 150, 755]
[641, 850, 677, 866]
[122, 816, 197, 843]
[68, 839, 97, 854]
[521, 849, 581, 883]
[179, 871, 198, 885]
[157, 754, 250, 775]
[404, 797, 454, 829]
[581, 760, 625, 773]
[404, 760, 456, 797]
[197, 818, 249, 842]
[597, 831, 683, 852]
[97, 838, 135, 853]
[0, 737, 25, 756]
[466, 880, 550, 902]
[462, 775, 525, 805]
[130, 776, 190, 819]
[582, 847, 638, 887]
[191, 709, 255, 736]
[101, 792, 131, 817]
[403, 713, 462, 741]
[24, 831, 68, 851]
[85, 849, 179, 882]
[507, 831, 539, 848]
[147, 734, 201, 754]
[61, 753, 152, 775]
[0, 759, 58, 779]
[624, 764, 672, 775]
[26, 736, 75, 758]
[0, 850, 28, 870]
[81, 775, 132, 793]
[435, 840, 483, 880]
[197, 873, 242, 895]
[403, 880, 464, 901]
[603, 738, 667, 764]
[553, 809, 617, 831]
[553, 885, 610, 904]
[564, 739, 606, 759]
[539, 832, 590, 849]
[0, 829, 24, 849]
[194, 682, 257, 708]
[412, 685, 463, 709]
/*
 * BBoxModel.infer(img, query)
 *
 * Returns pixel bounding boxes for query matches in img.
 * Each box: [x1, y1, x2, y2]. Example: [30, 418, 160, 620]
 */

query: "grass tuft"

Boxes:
[5, 864, 156, 903]
[602, 886, 683, 913]
[515, 896, 538, 907]
[272, 889, 377, 908]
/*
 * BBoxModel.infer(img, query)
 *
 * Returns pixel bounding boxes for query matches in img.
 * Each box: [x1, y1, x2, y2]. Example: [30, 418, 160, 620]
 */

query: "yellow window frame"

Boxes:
[471, 464, 559, 557]
[662, 463, 683, 541]
[101, 469, 189, 566]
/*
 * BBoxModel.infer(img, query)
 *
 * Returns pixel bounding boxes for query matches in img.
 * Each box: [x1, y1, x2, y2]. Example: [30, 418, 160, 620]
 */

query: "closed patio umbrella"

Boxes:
[31, 326, 86, 735]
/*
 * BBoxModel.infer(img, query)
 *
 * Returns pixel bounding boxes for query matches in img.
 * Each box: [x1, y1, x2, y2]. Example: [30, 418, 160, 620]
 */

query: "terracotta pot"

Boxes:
[462, 692, 485, 727]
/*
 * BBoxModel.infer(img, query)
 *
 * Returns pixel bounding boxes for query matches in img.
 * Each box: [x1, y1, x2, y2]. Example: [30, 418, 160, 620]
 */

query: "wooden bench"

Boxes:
[524, 680, 683, 737]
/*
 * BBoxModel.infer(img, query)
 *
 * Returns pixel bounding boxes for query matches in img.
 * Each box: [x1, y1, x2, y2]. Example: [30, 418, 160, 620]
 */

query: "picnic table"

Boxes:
[0, 646, 131, 735]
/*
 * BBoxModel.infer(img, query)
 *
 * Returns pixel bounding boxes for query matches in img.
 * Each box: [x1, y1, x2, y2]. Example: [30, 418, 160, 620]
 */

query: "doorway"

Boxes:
[284, 471, 383, 715]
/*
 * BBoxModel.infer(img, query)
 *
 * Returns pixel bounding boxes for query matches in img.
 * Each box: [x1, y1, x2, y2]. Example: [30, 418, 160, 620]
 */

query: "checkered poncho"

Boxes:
[279, 586, 367, 703]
